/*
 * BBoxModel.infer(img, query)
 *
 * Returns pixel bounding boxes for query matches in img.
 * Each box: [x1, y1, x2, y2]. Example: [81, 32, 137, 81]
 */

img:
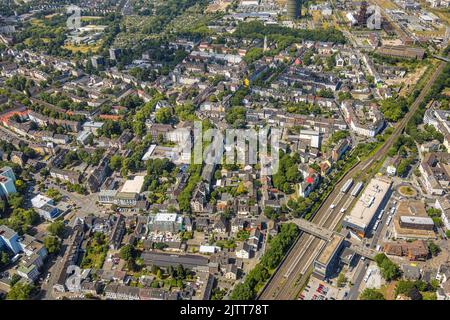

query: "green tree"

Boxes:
[47, 220, 65, 237]
[46, 188, 62, 202]
[243, 47, 264, 64]
[7, 193, 24, 209]
[119, 244, 134, 261]
[395, 280, 423, 300]
[225, 106, 246, 128]
[380, 97, 409, 122]
[0, 251, 9, 267]
[374, 253, 401, 281]
[155, 107, 172, 124]
[360, 288, 385, 300]
[337, 273, 347, 288]
[109, 155, 123, 171]
[6, 283, 35, 300]
[428, 241, 441, 257]
[264, 206, 279, 220]
[230, 283, 254, 300]
[43, 236, 61, 254]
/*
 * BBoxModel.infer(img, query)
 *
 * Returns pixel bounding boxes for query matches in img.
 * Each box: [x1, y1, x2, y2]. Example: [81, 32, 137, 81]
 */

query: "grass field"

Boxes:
[399, 186, 417, 197]
[24, 37, 50, 45]
[430, 8, 450, 25]
[81, 16, 103, 22]
[30, 18, 45, 27]
[373, 0, 398, 10]
[63, 43, 101, 54]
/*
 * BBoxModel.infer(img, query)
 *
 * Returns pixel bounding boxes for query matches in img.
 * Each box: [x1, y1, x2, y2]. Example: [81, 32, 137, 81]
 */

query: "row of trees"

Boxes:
[374, 253, 401, 281]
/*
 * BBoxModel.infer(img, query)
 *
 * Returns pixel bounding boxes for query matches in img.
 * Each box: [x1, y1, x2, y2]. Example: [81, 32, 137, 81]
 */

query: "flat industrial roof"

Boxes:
[154, 213, 178, 223]
[396, 200, 427, 216]
[316, 233, 344, 265]
[120, 176, 145, 194]
[343, 177, 392, 232]
[141, 144, 157, 161]
[82, 121, 104, 128]
[0, 225, 16, 239]
[400, 216, 434, 225]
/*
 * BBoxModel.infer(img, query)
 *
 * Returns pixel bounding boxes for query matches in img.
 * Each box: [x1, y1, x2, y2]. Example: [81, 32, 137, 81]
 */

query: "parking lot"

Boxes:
[299, 276, 346, 300]
[361, 263, 384, 290]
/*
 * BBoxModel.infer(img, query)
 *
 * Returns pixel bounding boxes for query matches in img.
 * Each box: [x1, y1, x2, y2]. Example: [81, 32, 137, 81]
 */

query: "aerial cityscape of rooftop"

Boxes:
[0, 0, 449, 305]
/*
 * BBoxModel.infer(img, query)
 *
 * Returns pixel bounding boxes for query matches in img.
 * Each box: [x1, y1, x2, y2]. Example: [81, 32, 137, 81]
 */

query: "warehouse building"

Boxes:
[342, 177, 392, 237]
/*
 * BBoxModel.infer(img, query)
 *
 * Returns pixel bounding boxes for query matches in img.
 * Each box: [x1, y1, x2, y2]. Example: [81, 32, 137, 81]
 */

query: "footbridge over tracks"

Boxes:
[290, 218, 334, 241]
[288, 218, 377, 260]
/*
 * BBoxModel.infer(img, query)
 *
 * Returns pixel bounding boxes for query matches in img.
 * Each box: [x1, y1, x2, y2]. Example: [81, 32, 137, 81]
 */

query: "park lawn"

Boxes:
[399, 186, 416, 196]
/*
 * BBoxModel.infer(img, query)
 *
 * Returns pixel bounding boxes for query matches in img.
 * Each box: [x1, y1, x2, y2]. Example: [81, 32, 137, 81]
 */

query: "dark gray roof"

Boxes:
[141, 252, 209, 269]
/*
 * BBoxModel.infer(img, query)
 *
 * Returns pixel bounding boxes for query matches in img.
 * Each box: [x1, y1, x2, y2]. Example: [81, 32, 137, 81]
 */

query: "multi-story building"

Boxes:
[313, 233, 345, 279]
[331, 138, 351, 162]
[424, 108, 450, 151]
[436, 196, 450, 230]
[419, 152, 450, 195]
[341, 100, 385, 137]
[31, 194, 60, 220]
[0, 225, 22, 254]
[0, 166, 16, 198]
[147, 213, 184, 233]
